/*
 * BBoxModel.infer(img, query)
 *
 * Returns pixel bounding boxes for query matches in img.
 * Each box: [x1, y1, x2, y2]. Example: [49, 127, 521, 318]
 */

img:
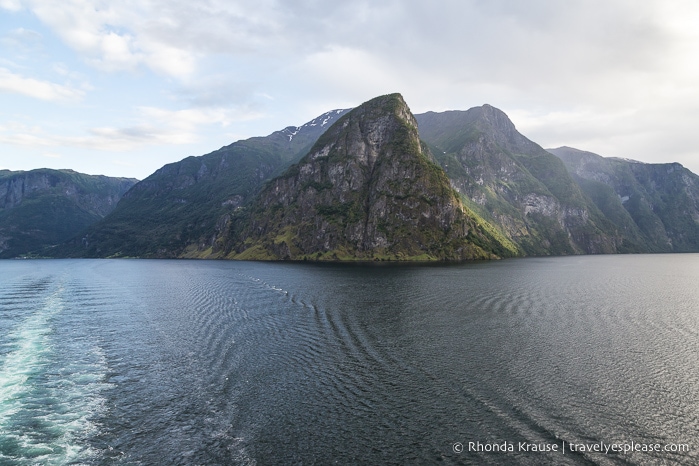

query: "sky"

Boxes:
[1, 0, 699, 180]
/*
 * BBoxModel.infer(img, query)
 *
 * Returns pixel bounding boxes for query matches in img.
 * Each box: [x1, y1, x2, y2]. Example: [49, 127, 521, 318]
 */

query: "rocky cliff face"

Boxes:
[415, 107, 620, 255]
[0, 169, 137, 257]
[226, 94, 512, 260]
[55, 109, 350, 258]
[550, 146, 699, 252]
[0, 170, 133, 214]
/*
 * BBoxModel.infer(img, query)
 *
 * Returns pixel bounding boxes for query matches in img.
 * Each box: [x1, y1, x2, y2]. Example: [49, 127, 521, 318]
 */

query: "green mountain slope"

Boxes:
[223, 94, 516, 261]
[55, 109, 350, 258]
[0, 169, 137, 258]
[415, 107, 621, 255]
[550, 146, 699, 252]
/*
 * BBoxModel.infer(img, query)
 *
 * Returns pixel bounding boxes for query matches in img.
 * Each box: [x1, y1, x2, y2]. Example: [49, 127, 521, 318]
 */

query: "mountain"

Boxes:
[415, 107, 621, 255]
[54, 109, 350, 258]
[549, 146, 699, 252]
[219, 93, 515, 260]
[0, 169, 137, 258]
[36, 95, 699, 261]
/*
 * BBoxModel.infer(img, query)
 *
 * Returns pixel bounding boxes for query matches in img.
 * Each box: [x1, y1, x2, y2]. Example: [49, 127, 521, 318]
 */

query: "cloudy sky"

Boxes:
[1, 0, 698, 179]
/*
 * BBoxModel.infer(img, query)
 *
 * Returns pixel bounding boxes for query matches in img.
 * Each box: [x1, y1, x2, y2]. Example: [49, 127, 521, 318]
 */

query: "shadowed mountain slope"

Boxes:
[415, 107, 622, 255]
[550, 146, 699, 252]
[0, 169, 136, 258]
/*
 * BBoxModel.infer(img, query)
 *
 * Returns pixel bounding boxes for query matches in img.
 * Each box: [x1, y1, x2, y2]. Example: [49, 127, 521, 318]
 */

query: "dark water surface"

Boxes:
[0, 256, 697, 465]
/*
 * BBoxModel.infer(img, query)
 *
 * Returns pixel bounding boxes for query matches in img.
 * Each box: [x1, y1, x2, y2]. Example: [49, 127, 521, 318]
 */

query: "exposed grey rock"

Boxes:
[230, 94, 509, 260]
[416, 108, 620, 255]
[550, 146, 699, 252]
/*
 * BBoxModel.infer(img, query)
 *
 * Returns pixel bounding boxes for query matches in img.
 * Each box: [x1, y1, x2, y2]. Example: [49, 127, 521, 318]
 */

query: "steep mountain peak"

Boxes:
[415, 104, 536, 156]
[305, 93, 419, 172]
[228, 93, 508, 260]
[473, 103, 516, 130]
[468, 105, 539, 153]
[416, 110, 620, 255]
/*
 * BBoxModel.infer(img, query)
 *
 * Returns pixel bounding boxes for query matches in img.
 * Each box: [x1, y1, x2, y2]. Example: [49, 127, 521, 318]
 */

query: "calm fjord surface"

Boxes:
[0, 256, 697, 465]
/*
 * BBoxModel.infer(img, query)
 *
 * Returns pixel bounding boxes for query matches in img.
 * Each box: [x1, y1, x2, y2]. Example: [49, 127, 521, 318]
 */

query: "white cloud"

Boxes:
[13, 0, 183, 76]
[0, 27, 43, 50]
[13, 0, 405, 79]
[293, 46, 399, 100]
[18, 0, 237, 78]
[93, 32, 140, 71]
[3, 0, 699, 177]
[0, 67, 84, 101]
[0, 104, 263, 152]
[0, 0, 21, 11]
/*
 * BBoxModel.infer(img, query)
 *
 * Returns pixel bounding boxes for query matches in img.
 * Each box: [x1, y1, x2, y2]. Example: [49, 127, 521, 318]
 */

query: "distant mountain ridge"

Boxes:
[549, 146, 699, 252]
[0, 169, 137, 258]
[13, 93, 699, 260]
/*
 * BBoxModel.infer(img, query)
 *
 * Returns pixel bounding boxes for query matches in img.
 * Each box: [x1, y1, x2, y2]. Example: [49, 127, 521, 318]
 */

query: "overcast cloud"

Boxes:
[1, 0, 698, 178]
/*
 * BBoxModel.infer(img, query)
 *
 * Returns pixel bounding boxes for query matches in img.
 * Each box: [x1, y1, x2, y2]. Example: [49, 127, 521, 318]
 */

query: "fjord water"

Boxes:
[0, 257, 696, 465]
